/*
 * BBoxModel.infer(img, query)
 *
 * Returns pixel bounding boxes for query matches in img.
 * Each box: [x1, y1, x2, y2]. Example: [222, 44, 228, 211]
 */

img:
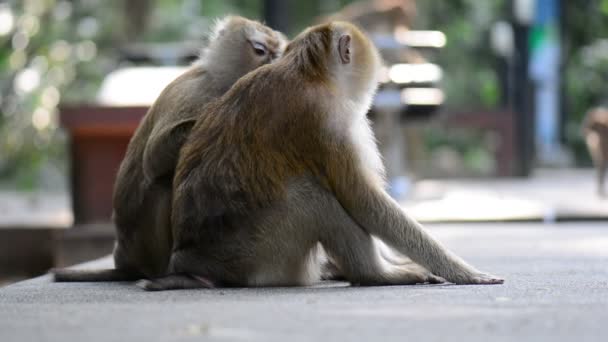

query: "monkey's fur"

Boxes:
[53, 16, 286, 282]
[584, 107, 608, 197]
[138, 21, 504, 290]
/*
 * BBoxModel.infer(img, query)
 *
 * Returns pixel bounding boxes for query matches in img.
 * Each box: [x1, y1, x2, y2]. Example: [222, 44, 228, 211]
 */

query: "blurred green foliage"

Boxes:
[414, 0, 504, 109]
[562, 0, 608, 165]
[0, 0, 121, 190]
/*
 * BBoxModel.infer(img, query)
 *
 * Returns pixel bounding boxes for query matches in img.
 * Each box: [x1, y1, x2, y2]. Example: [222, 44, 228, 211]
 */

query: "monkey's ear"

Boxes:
[338, 34, 351, 64]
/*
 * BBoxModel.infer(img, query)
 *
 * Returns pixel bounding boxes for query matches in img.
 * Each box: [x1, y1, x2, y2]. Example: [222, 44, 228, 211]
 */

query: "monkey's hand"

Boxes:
[392, 263, 446, 285]
[449, 272, 504, 285]
[143, 119, 195, 183]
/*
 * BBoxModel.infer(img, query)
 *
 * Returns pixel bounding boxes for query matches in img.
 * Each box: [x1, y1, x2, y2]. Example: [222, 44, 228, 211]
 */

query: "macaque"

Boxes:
[139, 21, 504, 290]
[53, 16, 287, 282]
[584, 107, 608, 197]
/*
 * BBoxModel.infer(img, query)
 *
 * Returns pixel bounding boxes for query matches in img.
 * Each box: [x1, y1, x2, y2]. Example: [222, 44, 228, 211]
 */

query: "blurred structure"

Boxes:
[529, 0, 567, 166]
[325, 0, 444, 198]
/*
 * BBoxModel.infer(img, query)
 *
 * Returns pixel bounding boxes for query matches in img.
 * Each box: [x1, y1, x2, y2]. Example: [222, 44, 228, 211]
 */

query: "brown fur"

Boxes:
[584, 107, 608, 197]
[143, 22, 502, 290]
[52, 16, 286, 282]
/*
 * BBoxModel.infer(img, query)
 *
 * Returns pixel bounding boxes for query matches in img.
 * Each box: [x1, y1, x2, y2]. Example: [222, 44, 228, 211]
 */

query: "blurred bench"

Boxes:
[439, 110, 516, 177]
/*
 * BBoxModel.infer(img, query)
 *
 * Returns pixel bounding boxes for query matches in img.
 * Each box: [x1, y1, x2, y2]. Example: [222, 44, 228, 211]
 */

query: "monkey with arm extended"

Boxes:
[584, 107, 608, 197]
[140, 21, 503, 290]
[52, 16, 287, 282]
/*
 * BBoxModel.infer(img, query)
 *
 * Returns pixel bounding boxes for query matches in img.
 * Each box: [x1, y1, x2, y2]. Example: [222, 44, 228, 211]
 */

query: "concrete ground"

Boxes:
[1, 222, 607, 342]
[402, 169, 608, 222]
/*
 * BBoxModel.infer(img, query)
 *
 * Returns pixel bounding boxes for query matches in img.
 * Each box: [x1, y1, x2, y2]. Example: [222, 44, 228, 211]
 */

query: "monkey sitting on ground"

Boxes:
[52, 16, 287, 282]
[138, 21, 504, 290]
[584, 107, 608, 197]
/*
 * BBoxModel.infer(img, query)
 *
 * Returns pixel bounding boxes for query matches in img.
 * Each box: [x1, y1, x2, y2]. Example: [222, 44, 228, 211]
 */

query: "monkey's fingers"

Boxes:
[425, 274, 446, 284]
[136, 274, 215, 291]
[458, 273, 504, 285]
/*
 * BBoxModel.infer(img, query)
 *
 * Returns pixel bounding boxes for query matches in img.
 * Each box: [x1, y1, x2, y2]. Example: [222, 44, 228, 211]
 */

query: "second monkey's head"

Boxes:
[284, 21, 383, 106]
[197, 16, 287, 82]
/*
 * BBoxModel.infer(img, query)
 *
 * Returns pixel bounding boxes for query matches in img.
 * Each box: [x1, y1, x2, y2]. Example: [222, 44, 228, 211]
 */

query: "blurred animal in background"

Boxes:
[322, 0, 416, 32]
[139, 21, 503, 291]
[52, 16, 287, 282]
[583, 107, 608, 197]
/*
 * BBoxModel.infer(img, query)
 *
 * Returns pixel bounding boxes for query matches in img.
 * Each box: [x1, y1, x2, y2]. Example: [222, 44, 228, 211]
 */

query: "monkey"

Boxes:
[583, 107, 608, 197]
[137, 21, 504, 291]
[52, 16, 287, 282]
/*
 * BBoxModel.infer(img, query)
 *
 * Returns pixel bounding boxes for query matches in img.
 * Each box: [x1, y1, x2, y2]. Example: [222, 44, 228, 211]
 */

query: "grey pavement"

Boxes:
[0, 191, 72, 229]
[2, 222, 608, 341]
[402, 169, 608, 221]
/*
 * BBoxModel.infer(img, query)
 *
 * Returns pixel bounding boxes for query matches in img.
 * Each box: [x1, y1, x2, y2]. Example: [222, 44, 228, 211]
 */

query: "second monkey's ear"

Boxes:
[338, 34, 351, 64]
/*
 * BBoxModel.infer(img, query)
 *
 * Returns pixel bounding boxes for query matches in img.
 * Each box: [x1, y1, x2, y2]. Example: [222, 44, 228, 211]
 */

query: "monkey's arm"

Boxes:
[323, 145, 503, 285]
[142, 119, 195, 183]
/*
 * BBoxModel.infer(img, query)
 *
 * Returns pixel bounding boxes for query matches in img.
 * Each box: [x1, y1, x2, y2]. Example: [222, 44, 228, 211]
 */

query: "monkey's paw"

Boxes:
[425, 274, 446, 284]
[461, 273, 504, 285]
[136, 279, 164, 291]
[396, 264, 446, 285]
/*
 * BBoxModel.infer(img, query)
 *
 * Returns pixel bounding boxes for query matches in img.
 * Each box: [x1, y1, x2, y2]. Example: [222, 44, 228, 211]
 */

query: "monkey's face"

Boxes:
[243, 22, 287, 66]
[207, 16, 287, 75]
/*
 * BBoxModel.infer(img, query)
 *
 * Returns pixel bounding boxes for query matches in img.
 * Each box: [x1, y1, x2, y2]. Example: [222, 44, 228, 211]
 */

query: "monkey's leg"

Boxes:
[308, 182, 443, 286]
[598, 159, 607, 197]
[321, 239, 424, 281]
[321, 255, 345, 281]
[586, 130, 607, 197]
[319, 214, 443, 286]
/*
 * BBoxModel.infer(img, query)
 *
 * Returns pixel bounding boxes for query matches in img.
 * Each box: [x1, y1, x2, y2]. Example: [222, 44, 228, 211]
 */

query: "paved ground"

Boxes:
[402, 169, 608, 222]
[1, 222, 607, 342]
[0, 191, 72, 229]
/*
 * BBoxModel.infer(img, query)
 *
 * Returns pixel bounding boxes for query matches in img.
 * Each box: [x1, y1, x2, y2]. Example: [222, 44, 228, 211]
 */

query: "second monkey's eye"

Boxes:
[251, 41, 268, 56]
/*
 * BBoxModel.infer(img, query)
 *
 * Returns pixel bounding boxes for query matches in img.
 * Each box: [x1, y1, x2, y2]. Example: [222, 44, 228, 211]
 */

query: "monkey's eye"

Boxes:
[251, 41, 268, 56]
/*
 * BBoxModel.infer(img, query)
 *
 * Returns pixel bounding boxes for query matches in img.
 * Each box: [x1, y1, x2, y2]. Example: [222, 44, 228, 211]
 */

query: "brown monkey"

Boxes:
[584, 107, 608, 197]
[53, 16, 287, 282]
[139, 21, 503, 291]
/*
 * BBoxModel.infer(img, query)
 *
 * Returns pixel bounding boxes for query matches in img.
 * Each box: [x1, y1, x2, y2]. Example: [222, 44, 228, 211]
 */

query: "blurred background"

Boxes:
[1, 0, 607, 284]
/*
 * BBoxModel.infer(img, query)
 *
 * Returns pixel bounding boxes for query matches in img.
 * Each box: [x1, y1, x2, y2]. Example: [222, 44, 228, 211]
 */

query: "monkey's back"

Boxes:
[111, 66, 229, 277]
[113, 67, 213, 217]
[171, 65, 330, 253]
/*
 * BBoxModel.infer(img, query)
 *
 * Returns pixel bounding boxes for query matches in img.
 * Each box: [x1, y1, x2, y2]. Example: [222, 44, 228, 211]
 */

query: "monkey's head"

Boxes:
[285, 21, 383, 105]
[199, 16, 287, 83]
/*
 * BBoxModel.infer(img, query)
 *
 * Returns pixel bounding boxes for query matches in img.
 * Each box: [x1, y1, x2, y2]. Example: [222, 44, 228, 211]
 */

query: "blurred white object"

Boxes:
[97, 66, 188, 106]
[491, 21, 514, 58]
[0, 5, 14, 36]
[394, 28, 446, 48]
[388, 63, 442, 84]
[514, 0, 536, 25]
[401, 88, 444, 106]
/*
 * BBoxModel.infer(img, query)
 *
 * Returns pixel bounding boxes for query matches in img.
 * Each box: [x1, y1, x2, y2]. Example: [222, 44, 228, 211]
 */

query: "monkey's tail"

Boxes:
[52, 268, 143, 282]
